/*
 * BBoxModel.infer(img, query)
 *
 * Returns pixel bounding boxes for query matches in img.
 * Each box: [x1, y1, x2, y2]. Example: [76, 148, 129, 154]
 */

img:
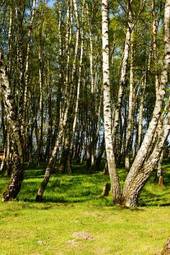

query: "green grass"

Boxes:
[0, 164, 170, 255]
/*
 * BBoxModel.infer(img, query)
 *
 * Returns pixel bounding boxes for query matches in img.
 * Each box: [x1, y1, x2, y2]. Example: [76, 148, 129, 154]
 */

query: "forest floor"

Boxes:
[0, 164, 170, 255]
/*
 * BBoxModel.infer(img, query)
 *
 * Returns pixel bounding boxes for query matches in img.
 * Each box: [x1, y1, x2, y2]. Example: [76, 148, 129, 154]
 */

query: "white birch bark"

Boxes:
[69, 29, 84, 154]
[0, 54, 23, 160]
[102, 0, 121, 201]
[125, 31, 135, 169]
[122, 0, 170, 207]
[152, 0, 160, 96]
[137, 74, 146, 148]
[21, 1, 37, 159]
[0, 51, 24, 201]
[112, 9, 133, 145]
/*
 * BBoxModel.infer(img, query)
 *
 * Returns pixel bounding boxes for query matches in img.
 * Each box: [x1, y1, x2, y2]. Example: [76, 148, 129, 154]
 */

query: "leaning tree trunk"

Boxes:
[36, 104, 69, 201]
[102, 0, 121, 202]
[123, 112, 170, 207]
[122, 0, 170, 207]
[0, 51, 24, 201]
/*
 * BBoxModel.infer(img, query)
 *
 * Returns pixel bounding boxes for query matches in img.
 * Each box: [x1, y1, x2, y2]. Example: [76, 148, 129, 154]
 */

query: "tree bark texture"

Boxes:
[102, 0, 121, 202]
[0, 51, 24, 201]
[122, 0, 170, 207]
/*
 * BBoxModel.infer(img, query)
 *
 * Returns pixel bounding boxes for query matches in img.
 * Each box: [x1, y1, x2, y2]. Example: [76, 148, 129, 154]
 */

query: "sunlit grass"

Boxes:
[0, 164, 170, 255]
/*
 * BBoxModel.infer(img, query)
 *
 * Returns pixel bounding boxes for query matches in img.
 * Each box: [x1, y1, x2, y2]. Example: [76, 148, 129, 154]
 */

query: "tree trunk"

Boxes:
[112, 4, 133, 147]
[36, 106, 68, 201]
[0, 51, 24, 201]
[123, 118, 169, 207]
[137, 74, 146, 149]
[102, 0, 121, 202]
[122, 0, 170, 207]
[125, 31, 135, 170]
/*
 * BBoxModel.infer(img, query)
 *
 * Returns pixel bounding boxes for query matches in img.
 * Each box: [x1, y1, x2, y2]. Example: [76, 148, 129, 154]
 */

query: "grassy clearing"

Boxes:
[0, 164, 170, 255]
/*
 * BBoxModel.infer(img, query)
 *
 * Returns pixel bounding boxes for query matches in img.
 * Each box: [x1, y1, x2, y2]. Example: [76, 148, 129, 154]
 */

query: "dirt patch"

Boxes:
[161, 239, 170, 255]
[72, 231, 94, 240]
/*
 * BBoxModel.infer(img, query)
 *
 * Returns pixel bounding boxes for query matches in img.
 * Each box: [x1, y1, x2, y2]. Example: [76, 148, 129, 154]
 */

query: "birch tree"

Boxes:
[102, 0, 121, 202]
[122, 0, 170, 207]
[0, 51, 24, 201]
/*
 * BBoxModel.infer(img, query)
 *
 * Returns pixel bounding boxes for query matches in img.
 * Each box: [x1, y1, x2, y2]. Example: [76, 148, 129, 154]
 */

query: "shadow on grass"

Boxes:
[1, 164, 170, 208]
[139, 186, 170, 207]
[14, 172, 111, 207]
